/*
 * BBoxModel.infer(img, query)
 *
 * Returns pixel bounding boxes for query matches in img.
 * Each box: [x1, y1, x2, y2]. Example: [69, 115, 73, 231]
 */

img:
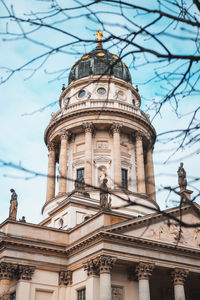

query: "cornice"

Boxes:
[44, 107, 156, 145]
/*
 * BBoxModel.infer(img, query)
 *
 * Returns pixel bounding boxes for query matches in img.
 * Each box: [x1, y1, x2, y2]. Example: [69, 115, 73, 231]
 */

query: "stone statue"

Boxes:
[100, 178, 111, 210]
[9, 189, 18, 220]
[177, 162, 187, 190]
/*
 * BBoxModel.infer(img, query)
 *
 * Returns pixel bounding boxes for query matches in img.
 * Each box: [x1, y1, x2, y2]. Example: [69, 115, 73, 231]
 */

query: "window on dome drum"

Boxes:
[10, 292, 16, 300]
[78, 90, 86, 98]
[77, 168, 84, 180]
[97, 87, 106, 95]
[77, 288, 85, 300]
[121, 168, 128, 189]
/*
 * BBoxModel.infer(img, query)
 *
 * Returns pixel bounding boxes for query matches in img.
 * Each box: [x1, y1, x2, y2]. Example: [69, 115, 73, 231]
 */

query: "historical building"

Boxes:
[0, 31, 200, 300]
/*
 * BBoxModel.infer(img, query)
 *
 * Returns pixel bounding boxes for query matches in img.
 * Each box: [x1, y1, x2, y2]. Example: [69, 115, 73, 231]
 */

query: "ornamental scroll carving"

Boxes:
[59, 270, 72, 286]
[135, 262, 154, 280]
[171, 268, 189, 285]
[16, 265, 35, 280]
[83, 255, 116, 276]
[112, 286, 123, 300]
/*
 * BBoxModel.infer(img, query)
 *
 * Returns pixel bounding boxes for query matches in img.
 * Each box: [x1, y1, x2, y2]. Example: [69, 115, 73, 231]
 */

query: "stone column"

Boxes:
[171, 268, 188, 300]
[145, 147, 156, 201]
[58, 271, 72, 300]
[98, 255, 116, 300]
[0, 263, 16, 299]
[135, 133, 146, 194]
[111, 122, 122, 188]
[46, 141, 57, 202]
[84, 259, 99, 300]
[16, 265, 35, 300]
[58, 130, 70, 194]
[83, 122, 94, 187]
[136, 262, 154, 300]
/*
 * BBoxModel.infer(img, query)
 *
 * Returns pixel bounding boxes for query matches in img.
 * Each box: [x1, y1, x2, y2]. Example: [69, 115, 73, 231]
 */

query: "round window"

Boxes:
[97, 87, 106, 95]
[78, 90, 86, 98]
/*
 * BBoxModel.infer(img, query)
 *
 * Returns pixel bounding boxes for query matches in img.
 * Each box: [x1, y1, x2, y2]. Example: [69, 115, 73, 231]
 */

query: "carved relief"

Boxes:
[97, 141, 108, 149]
[135, 262, 154, 280]
[112, 286, 123, 300]
[59, 270, 72, 285]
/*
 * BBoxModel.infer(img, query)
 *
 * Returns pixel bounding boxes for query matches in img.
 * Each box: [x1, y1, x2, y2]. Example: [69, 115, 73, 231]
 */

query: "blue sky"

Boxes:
[0, 0, 199, 223]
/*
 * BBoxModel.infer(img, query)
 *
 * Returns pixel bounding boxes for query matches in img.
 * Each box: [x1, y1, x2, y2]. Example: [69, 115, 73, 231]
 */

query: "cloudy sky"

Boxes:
[0, 0, 199, 224]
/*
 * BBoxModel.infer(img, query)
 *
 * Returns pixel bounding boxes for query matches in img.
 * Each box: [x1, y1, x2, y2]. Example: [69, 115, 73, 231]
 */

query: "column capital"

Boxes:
[0, 262, 17, 280]
[59, 129, 71, 140]
[136, 262, 154, 280]
[83, 259, 99, 276]
[98, 255, 116, 274]
[135, 132, 143, 141]
[59, 270, 72, 286]
[47, 141, 57, 152]
[171, 268, 189, 285]
[110, 122, 122, 134]
[16, 265, 35, 280]
[83, 122, 94, 133]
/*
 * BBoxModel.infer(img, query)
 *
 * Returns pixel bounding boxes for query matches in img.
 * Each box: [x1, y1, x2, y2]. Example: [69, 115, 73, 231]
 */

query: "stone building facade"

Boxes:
[0, 40, 200, 300]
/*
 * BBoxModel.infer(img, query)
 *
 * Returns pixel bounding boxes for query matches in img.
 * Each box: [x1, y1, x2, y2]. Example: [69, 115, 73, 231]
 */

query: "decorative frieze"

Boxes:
[59, 270, 72, 286]
[135, 262, 154, 280]
[171, 268, 189, 285]
[0, 263, 17, 280]
[16, 265, 35, 280]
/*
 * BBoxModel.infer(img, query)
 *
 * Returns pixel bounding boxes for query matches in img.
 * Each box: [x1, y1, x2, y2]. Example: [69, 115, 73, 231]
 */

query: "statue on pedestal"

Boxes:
[9, 189, 18, 220]
[99, 178, 111, 210]
[177, 162, 187, 190]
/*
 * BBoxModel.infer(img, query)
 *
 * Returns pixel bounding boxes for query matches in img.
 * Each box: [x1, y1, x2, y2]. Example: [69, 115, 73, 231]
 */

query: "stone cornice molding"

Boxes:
[44, 108, 156, 146]
[16, 265, 35, 280]
[135, 262, 154, 280]
[59, 270, 72, 285]
[171, 268, 189, 285]
[0, 262, 17, 280]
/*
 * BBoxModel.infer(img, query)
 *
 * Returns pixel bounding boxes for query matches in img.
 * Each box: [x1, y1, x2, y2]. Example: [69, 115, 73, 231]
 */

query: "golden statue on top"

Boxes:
[95, 29, 103, 47]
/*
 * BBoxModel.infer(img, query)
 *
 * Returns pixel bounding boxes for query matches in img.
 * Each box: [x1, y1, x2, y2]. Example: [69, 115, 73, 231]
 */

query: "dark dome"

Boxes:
[68, 46, 132, 84]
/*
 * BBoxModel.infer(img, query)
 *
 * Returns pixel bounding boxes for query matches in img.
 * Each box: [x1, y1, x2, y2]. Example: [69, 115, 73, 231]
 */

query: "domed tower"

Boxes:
[42, 33, 158, 229]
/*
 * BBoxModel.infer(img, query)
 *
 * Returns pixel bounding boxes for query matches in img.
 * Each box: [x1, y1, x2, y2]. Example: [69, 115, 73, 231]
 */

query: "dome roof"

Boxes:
[68, 46, 132, 84]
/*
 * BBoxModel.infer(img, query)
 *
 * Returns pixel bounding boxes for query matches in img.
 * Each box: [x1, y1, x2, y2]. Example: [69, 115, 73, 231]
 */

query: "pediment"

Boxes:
[108, 205, 200, 249]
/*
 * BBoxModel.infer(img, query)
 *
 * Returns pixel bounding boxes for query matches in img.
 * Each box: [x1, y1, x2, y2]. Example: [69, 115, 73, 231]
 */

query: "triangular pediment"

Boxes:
[107, 204, 200, 249]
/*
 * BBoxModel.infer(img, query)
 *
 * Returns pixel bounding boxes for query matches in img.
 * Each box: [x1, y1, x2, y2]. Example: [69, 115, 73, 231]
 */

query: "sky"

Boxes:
[0, 0, 199, 224]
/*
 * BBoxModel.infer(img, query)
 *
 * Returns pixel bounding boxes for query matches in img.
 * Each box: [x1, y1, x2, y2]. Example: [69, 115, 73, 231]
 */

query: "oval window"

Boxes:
[78, 90, 86, 98]
[97, 87, 106, 95]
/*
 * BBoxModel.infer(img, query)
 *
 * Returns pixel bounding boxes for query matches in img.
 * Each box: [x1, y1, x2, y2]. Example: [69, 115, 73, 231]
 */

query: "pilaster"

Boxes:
[111, 122, 122, 188]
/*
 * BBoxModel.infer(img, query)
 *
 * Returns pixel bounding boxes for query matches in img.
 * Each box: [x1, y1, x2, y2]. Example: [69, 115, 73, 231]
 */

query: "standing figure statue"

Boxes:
[177, 162, 187, 190]
[100, 178, 110, 210]
[9, 189, 18, 220]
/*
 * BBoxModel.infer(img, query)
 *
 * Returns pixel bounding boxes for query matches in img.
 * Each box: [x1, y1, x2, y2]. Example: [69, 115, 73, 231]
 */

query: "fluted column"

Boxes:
[0, 263, 16, 298]
[83, 122, 94, 186]
[16, 265, 35, 300]
[58, 271, 72, 300]
[111, 122, 122, 188]
[58, 130, 70, 194]
[171, 268, 188, 300]
[84, 259, 99, 300]
[145, 147, 156, 201]
[135, 133, 146, 194]
[98, 255, 116, 300]
[136, 262, 154, 300]
[46, 141, 57, 202]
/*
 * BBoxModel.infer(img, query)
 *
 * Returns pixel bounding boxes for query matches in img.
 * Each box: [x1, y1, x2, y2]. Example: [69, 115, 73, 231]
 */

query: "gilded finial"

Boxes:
[95, 29, 103, 48]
